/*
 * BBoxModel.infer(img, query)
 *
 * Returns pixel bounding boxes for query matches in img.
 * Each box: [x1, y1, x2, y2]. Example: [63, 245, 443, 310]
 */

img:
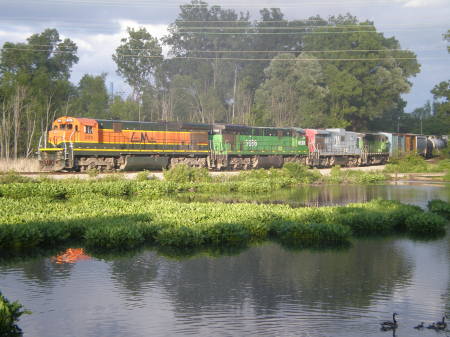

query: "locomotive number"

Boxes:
[245, 139, 258, 147]
[298, 140, 306, 146]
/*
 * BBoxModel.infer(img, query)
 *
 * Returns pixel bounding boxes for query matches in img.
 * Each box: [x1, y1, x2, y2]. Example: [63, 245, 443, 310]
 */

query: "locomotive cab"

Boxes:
[48, 116, 98, 145]
[40, 116, 99, 171]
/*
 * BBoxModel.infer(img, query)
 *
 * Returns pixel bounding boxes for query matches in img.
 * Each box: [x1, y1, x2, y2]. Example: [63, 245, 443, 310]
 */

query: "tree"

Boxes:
[301, 14, 420, 131]
[254, 53, 329, 127]
[71, 74, 109, 118]
[0, 28, 78, 158]
[112, 27, 163, 101]
[445, 29, 450, 53]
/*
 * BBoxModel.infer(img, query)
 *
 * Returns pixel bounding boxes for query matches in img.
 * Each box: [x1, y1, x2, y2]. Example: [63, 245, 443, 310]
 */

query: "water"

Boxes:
[177, 182, 450, 209]
[1, 184, 449, 337]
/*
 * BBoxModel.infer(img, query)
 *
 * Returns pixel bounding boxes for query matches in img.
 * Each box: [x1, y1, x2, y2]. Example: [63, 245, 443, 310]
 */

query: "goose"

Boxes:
[414, 322, 424, 329]
[427, 316, 447, 330]
[435, 316, 447, 330]
[381, 313, 398, 330]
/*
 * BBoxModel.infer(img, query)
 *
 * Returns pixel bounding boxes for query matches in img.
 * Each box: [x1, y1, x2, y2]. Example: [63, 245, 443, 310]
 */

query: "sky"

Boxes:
[0, 0, 449, 112]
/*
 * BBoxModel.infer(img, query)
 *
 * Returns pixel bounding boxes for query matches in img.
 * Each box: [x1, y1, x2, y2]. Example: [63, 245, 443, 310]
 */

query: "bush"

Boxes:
[405, 212, 447, 236]
[0, 292, 30, 337]
[163, 165, 211, 183]
[384, 154, 428, 173]
[427, 199, 450, 219]
[281, 162, 321, 183]
[136, 170, 151, 181]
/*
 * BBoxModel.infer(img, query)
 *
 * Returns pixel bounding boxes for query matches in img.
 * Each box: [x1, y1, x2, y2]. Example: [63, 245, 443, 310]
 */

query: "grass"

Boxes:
[0, 163, 389, 200]
[323, 166, 387, 184]
[384, 153, 450, 175]
[0, 291, 30, 337]
[0, 188, 447, 252]
[0, 158, 39, 173]
[384, 154, 429, 173]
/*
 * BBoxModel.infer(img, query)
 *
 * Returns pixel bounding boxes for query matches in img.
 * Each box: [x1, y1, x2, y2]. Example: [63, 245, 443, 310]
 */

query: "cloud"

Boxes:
[68, 20, 168, 92]
[394, 0, 448, 7]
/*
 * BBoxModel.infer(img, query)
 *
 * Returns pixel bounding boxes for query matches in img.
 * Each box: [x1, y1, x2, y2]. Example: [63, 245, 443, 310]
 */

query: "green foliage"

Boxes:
[405, 212, 447, 236]
[281, 163, 322, 183]
[163, 165, 211, 183]
[136, 170, 151, 181]
[86, 168, 99, 178]
[0, 28, 79, 159]
[384, 154, 429, 173]
[0, 292, 30, 337]
[0, 187, 446, 253]
[427, 199, 450, 219]
[0, 172, 33, 184]
[112, 27, 163, 96]
[324, 166, 386, 184]
[71, 74, 109, 118]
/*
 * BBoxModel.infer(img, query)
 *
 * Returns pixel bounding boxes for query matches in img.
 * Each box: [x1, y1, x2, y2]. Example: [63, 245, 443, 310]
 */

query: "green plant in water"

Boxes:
[427, 199, 450, 219]
[0, 292, 30, 337]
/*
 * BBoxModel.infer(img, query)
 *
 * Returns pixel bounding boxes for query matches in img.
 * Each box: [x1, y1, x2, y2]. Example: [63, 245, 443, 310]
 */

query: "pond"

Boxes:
[1, 183, 449, 337]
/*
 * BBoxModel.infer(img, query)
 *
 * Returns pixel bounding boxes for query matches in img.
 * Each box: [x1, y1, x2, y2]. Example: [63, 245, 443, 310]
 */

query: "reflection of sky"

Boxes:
[0, 233, 448, 337]
[369, 238, 449, 336]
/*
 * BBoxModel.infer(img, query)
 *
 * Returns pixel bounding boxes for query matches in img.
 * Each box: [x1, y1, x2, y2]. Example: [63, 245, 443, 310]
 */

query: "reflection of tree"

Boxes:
[178, 184, 450, 209]
[108, 251, 159, 298]
[156, 239, 413, 317]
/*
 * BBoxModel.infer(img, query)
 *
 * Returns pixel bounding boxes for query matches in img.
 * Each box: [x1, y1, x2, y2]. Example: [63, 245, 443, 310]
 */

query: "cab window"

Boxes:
[85, 126, 93, 134]
[53, 125, 58, 129]
[67, 124, 73, 130]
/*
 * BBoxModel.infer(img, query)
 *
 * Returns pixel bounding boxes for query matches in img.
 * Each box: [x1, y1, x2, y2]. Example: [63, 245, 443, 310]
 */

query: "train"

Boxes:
[38, 116, 448, 171]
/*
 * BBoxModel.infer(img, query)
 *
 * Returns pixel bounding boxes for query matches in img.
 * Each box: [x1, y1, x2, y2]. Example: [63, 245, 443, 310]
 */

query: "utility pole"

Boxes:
[232, 64, 238, 123]
[420, 116, 423, 134]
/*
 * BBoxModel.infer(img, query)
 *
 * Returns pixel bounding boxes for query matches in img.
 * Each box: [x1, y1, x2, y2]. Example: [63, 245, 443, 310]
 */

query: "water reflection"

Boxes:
[177, 183, 450, 209]
[51, 248, 91, 264]
[0, 235, 448, 337]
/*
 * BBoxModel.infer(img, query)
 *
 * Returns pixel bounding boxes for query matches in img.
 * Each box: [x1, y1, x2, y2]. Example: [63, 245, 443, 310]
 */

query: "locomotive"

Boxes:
[38, 116, 447, 171]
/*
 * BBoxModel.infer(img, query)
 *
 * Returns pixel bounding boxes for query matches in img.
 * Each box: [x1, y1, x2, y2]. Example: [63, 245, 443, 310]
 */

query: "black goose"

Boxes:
[414, 322, 424, 329]
[435, 316, 447, 330]
[427, 316, 447, 330]
[380, 313, 398, 330]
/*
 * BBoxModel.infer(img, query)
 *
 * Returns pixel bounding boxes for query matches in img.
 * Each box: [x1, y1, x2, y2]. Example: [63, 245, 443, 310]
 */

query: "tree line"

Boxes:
[0, 0, 449, 159]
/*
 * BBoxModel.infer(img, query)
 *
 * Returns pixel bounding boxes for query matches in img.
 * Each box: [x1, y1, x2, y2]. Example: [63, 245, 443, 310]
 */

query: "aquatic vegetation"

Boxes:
[405, 212, 447, 236]
[0, 291, 30, 337]
[427, 199, 450, 219]
[0, 194, 447, 252]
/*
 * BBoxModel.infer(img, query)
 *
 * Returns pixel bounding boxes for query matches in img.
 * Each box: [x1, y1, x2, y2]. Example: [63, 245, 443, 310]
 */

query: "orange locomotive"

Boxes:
[39, 116, 210, 171]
